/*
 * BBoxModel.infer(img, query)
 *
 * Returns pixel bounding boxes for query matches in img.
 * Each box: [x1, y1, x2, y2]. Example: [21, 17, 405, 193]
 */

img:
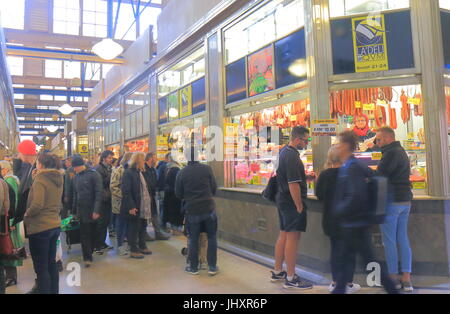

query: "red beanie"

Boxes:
[18, 140, 37, 156]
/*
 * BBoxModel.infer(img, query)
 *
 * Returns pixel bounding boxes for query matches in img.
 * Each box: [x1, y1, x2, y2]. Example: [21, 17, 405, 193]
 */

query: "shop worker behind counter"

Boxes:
[271, 126, 313, 290]
[175, 145, 219, 276]
[375, 127, 413, 292]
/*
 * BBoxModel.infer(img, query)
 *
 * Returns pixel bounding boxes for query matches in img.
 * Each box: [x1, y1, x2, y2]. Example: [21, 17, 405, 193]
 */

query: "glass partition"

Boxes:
[224, 0, 305, 65]
[330, 84, 427, 194]
[329, 0, 410, 18]
[124, 83, 150, 140]
[104, 102, 120, 145]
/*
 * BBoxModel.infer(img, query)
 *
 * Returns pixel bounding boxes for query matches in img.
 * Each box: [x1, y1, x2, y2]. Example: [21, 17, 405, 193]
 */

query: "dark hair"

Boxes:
[377, 126, 396, 139]
[338, 130, 359, 152]
[37, 153, 61, 170]
[291, 126, 309, 141]
[100, 150, 114, 163]
[145, 152, 156, 161]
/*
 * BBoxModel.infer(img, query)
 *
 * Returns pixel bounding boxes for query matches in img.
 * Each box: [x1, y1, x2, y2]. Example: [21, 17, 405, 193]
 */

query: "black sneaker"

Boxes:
[57, 260, 64, 272]
[185, 266, 199, 275]
[94, 248, 104, 255]
[270, 271, 287, 282]
[283, 275, 314, 290]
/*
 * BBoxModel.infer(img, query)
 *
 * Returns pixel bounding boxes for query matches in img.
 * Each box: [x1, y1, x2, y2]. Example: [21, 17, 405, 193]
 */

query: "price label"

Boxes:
[245, 120, 254, 130]
[363, 103, 375, 110]
[355, 101, 362, 108]
[290, 115, 297, 122]
[277, 118, 284, 125]
[312, 120, 337, 137]
[306, 155, 313, 163]
[371, 152, 382, 160]
[412, 182, 427, 190]
[407, 132, 415, 140]
[407, 98, 420, 105]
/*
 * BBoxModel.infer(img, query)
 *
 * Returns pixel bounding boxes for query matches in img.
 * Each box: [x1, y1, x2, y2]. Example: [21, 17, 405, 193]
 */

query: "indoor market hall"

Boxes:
[0, 0, 450, 298]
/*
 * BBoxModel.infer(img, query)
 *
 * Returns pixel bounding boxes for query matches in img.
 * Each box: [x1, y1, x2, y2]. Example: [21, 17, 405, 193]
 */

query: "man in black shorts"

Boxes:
[271, 126, 313, 290]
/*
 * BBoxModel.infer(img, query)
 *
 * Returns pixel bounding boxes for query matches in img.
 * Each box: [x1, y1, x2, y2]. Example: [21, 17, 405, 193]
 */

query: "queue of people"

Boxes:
[0, 138, 220, 294]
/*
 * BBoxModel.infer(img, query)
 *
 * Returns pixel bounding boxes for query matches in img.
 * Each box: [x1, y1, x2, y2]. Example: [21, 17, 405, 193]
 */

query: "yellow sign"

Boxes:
[179, 86, 192, 118]
[352, 15, 389, 73]
[363, 103, 375, 110]
[355, 101, 362, 108]
[290, 115, 297, 122]
[371, 152, 382, 160]
[78, 144, 88, 155]
[407, 98, 420, 105]
[412, 182, 427, 190]
[157, 136, 168, 145]
[306, 155, 313, 163]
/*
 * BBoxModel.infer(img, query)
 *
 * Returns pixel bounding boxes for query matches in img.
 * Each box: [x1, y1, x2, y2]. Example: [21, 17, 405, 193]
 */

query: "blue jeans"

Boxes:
[380, 202, 412, 275]
[115, 215, 128, 248]
[186, 212, 218, 270]
[28, 227, 61, 294]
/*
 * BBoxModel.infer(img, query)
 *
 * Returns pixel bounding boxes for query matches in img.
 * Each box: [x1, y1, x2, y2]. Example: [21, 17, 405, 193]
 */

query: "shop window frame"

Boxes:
[324, 0, 422, 83]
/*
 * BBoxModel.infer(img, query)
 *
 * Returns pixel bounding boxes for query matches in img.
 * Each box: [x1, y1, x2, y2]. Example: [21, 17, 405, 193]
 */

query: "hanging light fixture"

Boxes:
[92, 38, 123, 61]
[169, 107, 179, 118]
[58, 103, 75, 116]
[46, 125, 59, 133]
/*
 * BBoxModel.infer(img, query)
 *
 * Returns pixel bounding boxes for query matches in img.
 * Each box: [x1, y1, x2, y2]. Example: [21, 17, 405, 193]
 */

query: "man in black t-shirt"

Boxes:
[271, 126, 313, 290]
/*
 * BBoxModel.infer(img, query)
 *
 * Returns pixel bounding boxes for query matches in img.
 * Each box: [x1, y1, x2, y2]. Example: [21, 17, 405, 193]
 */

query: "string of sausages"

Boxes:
[330, 87, 424, 130]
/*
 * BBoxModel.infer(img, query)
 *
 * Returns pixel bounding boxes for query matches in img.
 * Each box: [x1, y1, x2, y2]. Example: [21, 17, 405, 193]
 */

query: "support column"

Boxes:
[304, 0, 332, 174]
[149, 74, 158, 153]
[119, 94, 125, 152]
[413, 0, 450, 197]
[206, 31, 225, 186]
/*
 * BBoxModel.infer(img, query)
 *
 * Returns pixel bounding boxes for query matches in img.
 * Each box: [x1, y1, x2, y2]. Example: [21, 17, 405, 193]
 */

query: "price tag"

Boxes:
[277, 118, 284, 125]
[311, 120, 337, 136]
[371, 152, 382, 160]
[306, 155, 313, 163]
[407, 98, 420, 105]
[245, 120, 254, 130]
[363, 103, 375, 110]
[407, 132, 415, 140]
[290, 115, 297, 122]
[412, 182, 427, 190]
[377, 100, 388, 106]
[355, 101, 362, 108]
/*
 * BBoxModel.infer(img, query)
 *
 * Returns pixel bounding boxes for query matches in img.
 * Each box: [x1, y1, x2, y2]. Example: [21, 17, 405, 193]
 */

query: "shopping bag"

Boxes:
[2, 220, 26, 265]
[61, 215, 80, 232]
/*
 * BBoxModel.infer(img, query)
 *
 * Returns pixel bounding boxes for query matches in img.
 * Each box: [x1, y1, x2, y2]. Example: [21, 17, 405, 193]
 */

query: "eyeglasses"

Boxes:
[300, 137, 310, 143]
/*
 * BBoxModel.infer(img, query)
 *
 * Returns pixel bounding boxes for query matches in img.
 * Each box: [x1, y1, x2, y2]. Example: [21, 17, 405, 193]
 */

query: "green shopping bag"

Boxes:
[61, 215, 80, 232]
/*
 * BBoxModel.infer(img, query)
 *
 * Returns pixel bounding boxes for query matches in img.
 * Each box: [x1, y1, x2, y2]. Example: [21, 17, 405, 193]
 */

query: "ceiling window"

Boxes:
[53, 0, 80, 35]
[45, 60, 63, 78]
[139, 6, 161, 39]
[329, 0, 410, 18]
[0, 0, 25, 29]
[441, 0, 450, 10]
[113, 2, 136, 41]
[83, 0, 107, 37]
[64, 61, 81, 79]
[6, 56, 23, 76]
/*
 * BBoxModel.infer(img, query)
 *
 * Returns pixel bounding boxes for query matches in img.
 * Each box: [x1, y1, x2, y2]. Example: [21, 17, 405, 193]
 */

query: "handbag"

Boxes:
[262, 173, 278, 203]
[0, 213, 14, 257]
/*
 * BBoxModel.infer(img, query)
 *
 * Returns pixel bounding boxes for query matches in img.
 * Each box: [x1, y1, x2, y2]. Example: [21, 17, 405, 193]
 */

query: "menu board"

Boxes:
[158, 96, 168, 124]
[168, 92, 179, 121]
[179, 85, 192, 118]
[248, 45, 275, 97]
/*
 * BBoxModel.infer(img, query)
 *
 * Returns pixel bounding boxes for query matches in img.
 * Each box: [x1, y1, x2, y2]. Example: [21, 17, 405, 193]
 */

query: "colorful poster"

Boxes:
[352, 15, 389, 73]
[158, 97, 168, 124]
[168, 92, 179, 121]
[248, 45, 275, 97]
[179, 85, 192, 118]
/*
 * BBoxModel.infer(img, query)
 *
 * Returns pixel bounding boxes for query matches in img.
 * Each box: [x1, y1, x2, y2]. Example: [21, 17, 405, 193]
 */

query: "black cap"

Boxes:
[71, 155, 84, 167]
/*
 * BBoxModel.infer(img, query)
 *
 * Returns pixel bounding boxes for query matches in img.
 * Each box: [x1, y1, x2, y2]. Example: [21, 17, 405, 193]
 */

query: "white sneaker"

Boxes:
[346, 283, 361, 294]
[118, 246, 128, 256]
[328, 283, 336, 292]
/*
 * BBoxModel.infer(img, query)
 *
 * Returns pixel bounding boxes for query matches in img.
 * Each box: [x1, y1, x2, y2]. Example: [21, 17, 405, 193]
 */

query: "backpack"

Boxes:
[339, 158, 387, 225]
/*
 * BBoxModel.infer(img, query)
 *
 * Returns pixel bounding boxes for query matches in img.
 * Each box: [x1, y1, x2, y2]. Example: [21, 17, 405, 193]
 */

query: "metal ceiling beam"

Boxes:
[12, 76, 97, 88]
[20, 121, 66, 125]
[4, 29, 133, 51]
[14, 99, 87, 107]
[15, 108, 84, 115]
[13, 88, 91, 97]
[6, 45, 124, 64]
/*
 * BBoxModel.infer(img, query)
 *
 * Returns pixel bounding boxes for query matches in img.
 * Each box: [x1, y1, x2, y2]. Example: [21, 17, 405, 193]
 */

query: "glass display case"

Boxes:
[226, 99, 315, 195]
[330, 84, 427, 194]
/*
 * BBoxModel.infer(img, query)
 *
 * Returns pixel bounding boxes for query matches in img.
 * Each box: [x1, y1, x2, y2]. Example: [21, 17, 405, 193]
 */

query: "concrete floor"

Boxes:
[5, 233, 450, 294]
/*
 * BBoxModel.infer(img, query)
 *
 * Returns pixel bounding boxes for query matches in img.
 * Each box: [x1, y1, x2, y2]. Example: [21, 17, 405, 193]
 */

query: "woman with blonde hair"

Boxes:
[120, 152, 152, 259]
[316, 145, 360, 294]
[110, 152, 133, 256]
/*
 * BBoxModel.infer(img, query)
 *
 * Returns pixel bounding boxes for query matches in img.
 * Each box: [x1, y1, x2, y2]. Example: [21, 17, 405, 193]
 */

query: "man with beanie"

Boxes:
[71, 155, 103, 267]
[94, 150, 114, 253]
[14, 140, 37, 225]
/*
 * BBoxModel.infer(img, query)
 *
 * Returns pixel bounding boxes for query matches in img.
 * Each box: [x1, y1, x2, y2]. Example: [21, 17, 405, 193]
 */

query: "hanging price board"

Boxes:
[312, 119, 337, 137]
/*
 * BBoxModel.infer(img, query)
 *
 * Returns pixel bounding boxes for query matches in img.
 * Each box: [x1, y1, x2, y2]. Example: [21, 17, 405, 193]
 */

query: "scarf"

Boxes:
[353, 114, 370, 137]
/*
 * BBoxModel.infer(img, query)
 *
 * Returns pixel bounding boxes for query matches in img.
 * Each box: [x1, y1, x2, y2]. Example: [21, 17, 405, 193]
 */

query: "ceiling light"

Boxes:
[288, 59, 307, 78]
[169, 108, 179, 118]
[58, 103, 75, 115]
[92, 38, 123, 60]
[47, 125, 59, 133]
